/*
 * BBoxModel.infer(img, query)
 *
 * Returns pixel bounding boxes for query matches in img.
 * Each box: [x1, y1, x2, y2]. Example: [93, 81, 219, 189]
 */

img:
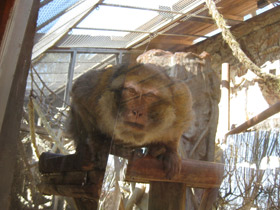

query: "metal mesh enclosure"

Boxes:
[37, 0, 81, 33]
[30, 0, 263, 97]
[54, 0, 206, 49]
[25, 52, 116, 98]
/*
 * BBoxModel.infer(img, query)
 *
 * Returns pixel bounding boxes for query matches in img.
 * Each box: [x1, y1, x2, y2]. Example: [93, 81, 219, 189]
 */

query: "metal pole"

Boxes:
[118, 52, 123, 64]
[73, 27, 209, 38]
[64, 50, 77, 106]
[226, 101, 280, 136]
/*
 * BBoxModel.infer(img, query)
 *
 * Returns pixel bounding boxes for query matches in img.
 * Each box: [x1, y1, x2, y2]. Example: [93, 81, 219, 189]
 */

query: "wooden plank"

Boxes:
[0, 0, 35, 132]
[126, 155, 224, 188]
[143, 0, 258, 52]
[0, 0, 39, 209]
[218, 0, 257, 17]
[151, 35, 193, 46]
[149, 182, 186, 210]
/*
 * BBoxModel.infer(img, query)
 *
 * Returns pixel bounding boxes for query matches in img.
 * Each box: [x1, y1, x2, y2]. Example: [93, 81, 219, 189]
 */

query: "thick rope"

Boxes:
[28, 66, 69, 154]
[31, 97, 68, 154]
[28, 98, 40, 159]
[205, 0, 280, 90]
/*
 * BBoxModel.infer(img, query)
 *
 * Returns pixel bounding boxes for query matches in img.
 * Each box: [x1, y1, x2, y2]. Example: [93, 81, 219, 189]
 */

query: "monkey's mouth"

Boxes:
[124, 121, 145, 130]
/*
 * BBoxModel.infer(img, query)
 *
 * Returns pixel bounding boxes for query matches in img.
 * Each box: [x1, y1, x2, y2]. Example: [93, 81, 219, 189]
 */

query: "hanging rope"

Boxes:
[28, 66, 69, 155]
[28, 69, 40, 159]
[28, 97, 40, 159]
[205, 0, 280, 90]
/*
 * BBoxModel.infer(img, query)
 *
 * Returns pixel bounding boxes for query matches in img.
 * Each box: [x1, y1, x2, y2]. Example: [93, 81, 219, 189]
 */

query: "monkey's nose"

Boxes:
[132, 110, 143, 118]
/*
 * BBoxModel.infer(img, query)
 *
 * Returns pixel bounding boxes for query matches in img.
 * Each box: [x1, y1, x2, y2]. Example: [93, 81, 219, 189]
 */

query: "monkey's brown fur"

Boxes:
[67, 64, 193, 178]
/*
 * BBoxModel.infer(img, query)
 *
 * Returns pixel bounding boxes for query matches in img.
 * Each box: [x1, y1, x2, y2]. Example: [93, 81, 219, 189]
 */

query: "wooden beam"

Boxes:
[126, 155, 224, 188]
[38, 150, 223, 210]
[0, 0, 39, 209]
[149, 182, 186, 210]
[0, 0, 36, 132]
[223, 14, 244, 21]
[150, 36, 193, 46]
[39, 151, 224, 189]
[39, 152, 224, 189]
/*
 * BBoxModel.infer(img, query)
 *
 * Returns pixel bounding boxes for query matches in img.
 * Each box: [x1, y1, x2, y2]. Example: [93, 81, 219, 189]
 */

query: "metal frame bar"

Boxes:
[226, 101, 280, 136]
[47, 48, 142, 54]
[100, 2, 241, 22]
[33, 0, 105, 61]
[73, 27, 209, 38]
[63, 50, 77, 105]
[100, 2, 212, 20]
[42, 49, 121, 97]
[40, 0, 53, 8]
[124, 0, 206, 49]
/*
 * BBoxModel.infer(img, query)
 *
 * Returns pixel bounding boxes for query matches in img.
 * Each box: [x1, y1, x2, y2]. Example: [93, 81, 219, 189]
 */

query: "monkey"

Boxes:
[66, 64, 193, 178]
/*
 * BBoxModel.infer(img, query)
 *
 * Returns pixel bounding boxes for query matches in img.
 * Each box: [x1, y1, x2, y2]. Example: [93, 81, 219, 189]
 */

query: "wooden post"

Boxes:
[218, 63, 230, 138]
[0, 0, 39, 209]
[149, 182, 186, 210]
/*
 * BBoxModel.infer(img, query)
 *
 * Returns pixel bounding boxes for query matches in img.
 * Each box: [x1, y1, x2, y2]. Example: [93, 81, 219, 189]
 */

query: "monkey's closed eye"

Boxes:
[144, 92, 157, 98]
[123, 87, 137, 95]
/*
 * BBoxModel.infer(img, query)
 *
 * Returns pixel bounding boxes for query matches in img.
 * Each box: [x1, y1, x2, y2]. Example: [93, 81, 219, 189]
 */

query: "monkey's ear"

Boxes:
[112, 65, 129, 78]
[111, 74, 126, 90]
[110, 64, 143, 90]
[109, 65, 129, 90]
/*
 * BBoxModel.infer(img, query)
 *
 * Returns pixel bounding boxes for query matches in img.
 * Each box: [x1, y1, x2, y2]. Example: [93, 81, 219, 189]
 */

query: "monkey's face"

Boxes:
[114, 66, 177, 145]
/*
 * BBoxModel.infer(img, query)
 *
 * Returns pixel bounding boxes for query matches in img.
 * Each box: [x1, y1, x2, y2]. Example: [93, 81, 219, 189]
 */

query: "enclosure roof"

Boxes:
[33, 0, 275, 59]
[27, 0, 279, 100]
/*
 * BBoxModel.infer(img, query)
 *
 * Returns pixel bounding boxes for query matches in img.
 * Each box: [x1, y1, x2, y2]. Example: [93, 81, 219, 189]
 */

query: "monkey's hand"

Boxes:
[148, 144, 181, 179]
[161, 151, 181, 179]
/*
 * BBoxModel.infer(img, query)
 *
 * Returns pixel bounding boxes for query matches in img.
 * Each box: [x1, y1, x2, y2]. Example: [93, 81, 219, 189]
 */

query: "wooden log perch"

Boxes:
[38, 151, 224, 202]
[38, 152, 107, 201]
[38, 170, 105, 199]
[39, 144, 138, 173]
[39, 152, 93, 173]
[126, 155, 224, 188]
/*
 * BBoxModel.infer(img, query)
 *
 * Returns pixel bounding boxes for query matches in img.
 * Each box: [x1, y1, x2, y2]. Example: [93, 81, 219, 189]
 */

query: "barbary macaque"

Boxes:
[67, 64, 193, 178]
